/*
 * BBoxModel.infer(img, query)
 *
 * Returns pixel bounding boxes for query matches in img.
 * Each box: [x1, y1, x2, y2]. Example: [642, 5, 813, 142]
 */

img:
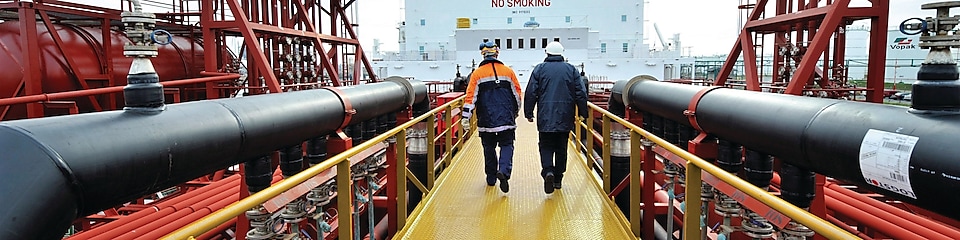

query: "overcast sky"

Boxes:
[72, 0, 937, 56]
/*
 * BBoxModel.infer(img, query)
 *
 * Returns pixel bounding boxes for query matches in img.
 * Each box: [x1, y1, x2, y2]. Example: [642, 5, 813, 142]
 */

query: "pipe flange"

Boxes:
[618, 75, 658, 106]
[384, 76, 416, 107]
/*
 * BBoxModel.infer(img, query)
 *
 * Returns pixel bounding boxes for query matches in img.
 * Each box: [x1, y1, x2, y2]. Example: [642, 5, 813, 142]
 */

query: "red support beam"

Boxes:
[865, 1, 889, 103]
[19, 2, 44, 118]
[716, 0, 769, 86]
[741, 32, 761, 91]
[225, 0, 282, 93]
[785, 0, 852, 95]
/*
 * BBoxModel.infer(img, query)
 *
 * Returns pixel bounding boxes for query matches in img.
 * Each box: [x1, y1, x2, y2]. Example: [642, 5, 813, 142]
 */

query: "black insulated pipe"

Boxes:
[911, 49, 960, 113]
[280, 144, 304, 178]
[246, 155, 273, 193]
[663, 120, 679, 146]
[677, 124, 696, 151]
[615, 76, 960, 220]
[307, 135, 329, 166]
[716, 139, 742, 173]
[744, 149, 774, 189]
[124, 58, 165, 113]
[611, 156, 631, 216]
[0, 79, 426, 239]
[780, 164, 815, 209]
[407, 153, 428, 214]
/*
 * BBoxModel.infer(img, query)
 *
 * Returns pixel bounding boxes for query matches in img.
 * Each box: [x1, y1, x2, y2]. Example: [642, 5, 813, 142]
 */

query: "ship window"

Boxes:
[621, 15, 627, 22]
[508, 17, 513, 24]
[419, 45, 425, 54]
[554, 37, 560, 43]
[565, 16, 571, 23]
[473, 18, 478, 24]
[420, 18, 425, 26]
[495, 38, 501, 48]
[518, 38, 524, 49]
[530, 38, 536, 48]
[601, 43, 607, 53]
[622, 43, 629, 52]
[530, 17, 536, 21]
[541, 38, 548, 48]
[506, 38, 513, 49]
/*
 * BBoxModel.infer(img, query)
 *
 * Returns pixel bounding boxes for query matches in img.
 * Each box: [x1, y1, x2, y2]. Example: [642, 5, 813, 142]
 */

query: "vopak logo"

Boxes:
[890, 37, 917, 50]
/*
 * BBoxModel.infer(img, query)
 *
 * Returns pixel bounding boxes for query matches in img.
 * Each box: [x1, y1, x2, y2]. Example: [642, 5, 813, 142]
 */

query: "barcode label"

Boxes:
[890, 172, 906, 182]
[860, 129, 919, 199]
[882, 141, 910, 152]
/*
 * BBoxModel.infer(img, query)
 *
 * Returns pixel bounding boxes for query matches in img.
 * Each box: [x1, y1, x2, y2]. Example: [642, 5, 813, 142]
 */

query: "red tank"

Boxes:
[0, 22, 204, 120]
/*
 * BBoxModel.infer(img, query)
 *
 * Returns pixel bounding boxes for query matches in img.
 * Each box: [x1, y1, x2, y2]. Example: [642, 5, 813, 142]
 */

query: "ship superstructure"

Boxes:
[370, 0, 693, 84]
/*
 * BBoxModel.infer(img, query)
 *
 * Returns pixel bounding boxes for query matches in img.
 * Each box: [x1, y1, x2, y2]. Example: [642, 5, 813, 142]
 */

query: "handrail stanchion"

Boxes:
[602, 115, 612, 193]
[337, 160, 353, 240]
[426, 114, 436, 189]
[587, 109, 595, 164]
[395, 129, 408, 228]
[683, 163, 703, 240]
[444, 104, 453, 165]
[641, 138, 657, 239]
[629, 131, 643, 237]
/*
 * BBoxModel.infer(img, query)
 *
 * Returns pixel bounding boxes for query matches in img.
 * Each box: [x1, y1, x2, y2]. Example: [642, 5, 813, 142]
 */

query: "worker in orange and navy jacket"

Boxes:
[461, 40, 522, 193]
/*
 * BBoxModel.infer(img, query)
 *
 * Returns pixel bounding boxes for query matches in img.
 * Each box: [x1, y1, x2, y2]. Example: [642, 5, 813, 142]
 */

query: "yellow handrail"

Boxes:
[162, 96, 467, 240]
[584, 102, 859, 240]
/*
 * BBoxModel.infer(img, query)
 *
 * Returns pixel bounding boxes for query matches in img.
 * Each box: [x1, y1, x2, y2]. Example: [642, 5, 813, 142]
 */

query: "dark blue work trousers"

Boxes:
[538, 131, 568, 182]
[480, 129, 515, 182]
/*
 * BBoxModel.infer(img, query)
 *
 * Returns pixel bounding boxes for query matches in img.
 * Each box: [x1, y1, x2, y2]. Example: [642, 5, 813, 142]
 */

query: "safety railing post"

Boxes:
[426, 114, 436, 189]
[337, 160, 353, 240]
[575, 106, 582, 150]
[444, 104, 453, 165]
[629, 131, 643, 237]
[587, 109, 595, 163]
[395, 129, 407, 229]
[683, 163, 702, 240]
[602, 115, 612, 193]
[641, 138, 657, 239]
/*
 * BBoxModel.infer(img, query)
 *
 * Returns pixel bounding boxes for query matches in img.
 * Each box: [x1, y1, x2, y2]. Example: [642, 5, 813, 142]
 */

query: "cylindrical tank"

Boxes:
[0, 22, 203, 120]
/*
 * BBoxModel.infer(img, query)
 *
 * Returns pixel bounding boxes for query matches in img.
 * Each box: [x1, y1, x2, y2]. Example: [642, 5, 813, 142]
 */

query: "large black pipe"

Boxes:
[614, 76, 960, 220]
[0, 79, 425, 239]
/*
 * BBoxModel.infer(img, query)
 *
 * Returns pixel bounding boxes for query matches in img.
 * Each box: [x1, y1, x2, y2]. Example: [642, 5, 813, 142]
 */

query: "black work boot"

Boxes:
[544, 172, 555, 194]
[497, 172, 509, 193]
[554, 175, 562, 189]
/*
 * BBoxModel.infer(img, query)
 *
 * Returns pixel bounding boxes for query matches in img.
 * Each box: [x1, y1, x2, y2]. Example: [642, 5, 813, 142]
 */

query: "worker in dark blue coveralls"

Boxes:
[462, 40, 523, 193]
[523, 41, 588, 194]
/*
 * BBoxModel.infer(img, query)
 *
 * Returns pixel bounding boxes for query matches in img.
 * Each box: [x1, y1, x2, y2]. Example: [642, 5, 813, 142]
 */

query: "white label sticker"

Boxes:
[859, 129, 919, 199]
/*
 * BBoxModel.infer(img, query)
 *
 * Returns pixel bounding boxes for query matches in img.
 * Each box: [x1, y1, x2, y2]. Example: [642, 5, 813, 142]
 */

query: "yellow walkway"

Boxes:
[395, 120, 636, 240]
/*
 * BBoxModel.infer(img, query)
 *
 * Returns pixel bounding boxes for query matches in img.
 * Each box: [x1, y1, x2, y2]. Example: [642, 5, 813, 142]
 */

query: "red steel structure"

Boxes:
[716, 0, 888, 103]
[0, 0, 380, 238]
[674, 0, 960, 239]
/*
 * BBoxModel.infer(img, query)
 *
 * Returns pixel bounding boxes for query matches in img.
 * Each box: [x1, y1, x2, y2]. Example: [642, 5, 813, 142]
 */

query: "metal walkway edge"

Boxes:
[395, 120, 637, 239]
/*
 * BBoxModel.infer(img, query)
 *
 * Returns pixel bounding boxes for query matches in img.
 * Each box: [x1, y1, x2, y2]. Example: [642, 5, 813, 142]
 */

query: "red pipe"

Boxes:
[135, 190, 241, 240]
[363, 215, 389, 240]
[825, 182, 960, 239]
[824, 194, 926, 239]
[824, 214, 874, 240]
[117, 185, 242, 239]
[69, 174, 240, 239]
[110, 185, 241, 239]
[824, 186, 951, 239]
[0, 73, 239, 107]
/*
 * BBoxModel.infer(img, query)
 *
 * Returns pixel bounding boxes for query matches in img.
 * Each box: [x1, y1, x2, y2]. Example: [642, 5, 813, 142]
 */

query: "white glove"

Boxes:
[461, 118, 471, 132]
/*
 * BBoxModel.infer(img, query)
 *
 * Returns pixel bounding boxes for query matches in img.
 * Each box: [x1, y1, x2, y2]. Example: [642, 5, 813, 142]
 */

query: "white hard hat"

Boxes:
[545, 41, 564, 55]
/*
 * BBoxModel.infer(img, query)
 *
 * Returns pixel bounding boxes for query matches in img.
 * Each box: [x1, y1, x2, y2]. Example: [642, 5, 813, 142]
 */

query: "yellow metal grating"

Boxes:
[396, 121, 636, 240]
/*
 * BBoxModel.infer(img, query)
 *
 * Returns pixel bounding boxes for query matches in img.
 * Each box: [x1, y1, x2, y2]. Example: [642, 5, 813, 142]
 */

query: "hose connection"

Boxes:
[903, 1, 960, 113]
